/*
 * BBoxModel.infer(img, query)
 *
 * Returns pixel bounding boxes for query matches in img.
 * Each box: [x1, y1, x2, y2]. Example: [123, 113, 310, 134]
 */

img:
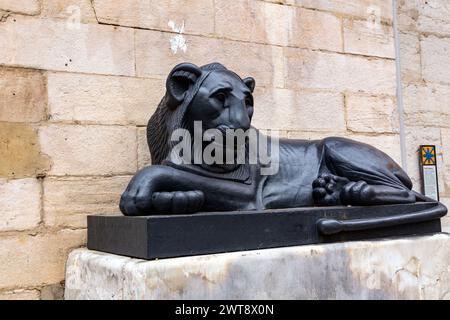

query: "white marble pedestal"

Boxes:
[65, 234, 450, 300]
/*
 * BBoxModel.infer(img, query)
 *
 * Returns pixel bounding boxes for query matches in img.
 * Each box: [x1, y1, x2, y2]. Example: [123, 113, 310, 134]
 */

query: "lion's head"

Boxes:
[147, 62, 256, 165]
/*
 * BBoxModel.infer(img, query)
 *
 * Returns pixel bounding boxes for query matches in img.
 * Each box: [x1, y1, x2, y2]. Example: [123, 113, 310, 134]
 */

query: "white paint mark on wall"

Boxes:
[66, 5, 81, 30]
[168, 20, 187, 54]
[367, 5, 381, 30]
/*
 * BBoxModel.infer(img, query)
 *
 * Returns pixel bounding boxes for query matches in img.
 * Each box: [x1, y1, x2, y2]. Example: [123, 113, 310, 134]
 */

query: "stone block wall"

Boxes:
[0, 0, 445, 299]
[397, 0, 450, 229]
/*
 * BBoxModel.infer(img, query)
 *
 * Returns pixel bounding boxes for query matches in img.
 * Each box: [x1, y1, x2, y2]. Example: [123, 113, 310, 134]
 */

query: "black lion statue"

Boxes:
[120, 62, 446, 233]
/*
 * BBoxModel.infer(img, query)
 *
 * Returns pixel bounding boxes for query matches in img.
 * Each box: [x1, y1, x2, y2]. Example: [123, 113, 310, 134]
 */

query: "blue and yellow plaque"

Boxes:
[419, 145, 439, 201]
[421, 145, 436, 165]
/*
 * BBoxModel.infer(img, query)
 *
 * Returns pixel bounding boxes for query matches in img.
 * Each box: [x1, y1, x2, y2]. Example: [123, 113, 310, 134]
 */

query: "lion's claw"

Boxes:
[152, 190, 204, 214]
[312, 173, 350, 206]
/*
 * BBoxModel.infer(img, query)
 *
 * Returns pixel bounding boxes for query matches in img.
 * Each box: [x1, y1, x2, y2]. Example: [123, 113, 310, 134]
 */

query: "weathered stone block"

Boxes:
[40, 0, 98, 24]
[397, 1, 418, 33]
[400, 0, 450, 36]
[343, 18, 395, 58]
[215, 1, 342, 51]
[0, 178, 41, 232]
[399, 32, 421, 84]
[421, 36, 450, 84]
[135, 30, 284, 88]
[284, 48, 396, 95]
[214, 0, 287, 46]
[290, 7, 342, 51]
[137, 127, 151, 170]
[252, 88, 345, 131]
[43, 176, 130, 228]
[65, 234, 450, 299]
[0, 67, 47, 123]
[39, 125, 137, 176]
[403, 83, 450, 128]
[441, 128, 450, 192]
[40, 283, 65, 300]
[47, 72, 163, 126]
[418, 15, 450, 36]
[417, 0, 450, 23]
[0, 230, 86, 289]
[93, 0, 214, 35]
[0, 0, 40, 15]
[289, 0, 393, 23]
[441, 198, 450, 232]
[345, 94, 399, 133]
[0, 123, 51, 179]
[65, 249, 132, 300]
[0, 16, 135, 76]
[0, 289, 40, 300]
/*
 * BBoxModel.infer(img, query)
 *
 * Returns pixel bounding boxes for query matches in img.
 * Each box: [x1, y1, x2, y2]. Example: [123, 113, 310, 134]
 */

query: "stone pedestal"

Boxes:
[86, 203, 444, 260]
[65, 234, 450, 300]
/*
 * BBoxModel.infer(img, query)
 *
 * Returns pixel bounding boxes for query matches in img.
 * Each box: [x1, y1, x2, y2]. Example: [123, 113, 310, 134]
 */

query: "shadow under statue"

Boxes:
[88, 62, 447, 259]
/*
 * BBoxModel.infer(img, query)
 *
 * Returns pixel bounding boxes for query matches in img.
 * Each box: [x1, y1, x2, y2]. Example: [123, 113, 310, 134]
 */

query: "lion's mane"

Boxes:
[147, 63, 229, 164]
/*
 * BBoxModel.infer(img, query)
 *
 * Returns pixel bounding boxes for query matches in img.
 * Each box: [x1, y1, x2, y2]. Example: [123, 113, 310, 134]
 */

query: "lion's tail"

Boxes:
[317, 201, 447, 235]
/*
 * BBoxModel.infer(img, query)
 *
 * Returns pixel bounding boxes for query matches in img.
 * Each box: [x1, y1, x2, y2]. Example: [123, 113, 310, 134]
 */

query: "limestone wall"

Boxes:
[0, 0, 445, 299]
[397, 0, 450, 227]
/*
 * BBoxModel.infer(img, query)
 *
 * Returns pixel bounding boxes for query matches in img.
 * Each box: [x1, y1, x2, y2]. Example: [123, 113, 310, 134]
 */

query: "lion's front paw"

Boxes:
[313, 173, 350, 206]
[152, 190, 205, 214]
[340, 181, 375, 205]
[121, 189, 204, 215]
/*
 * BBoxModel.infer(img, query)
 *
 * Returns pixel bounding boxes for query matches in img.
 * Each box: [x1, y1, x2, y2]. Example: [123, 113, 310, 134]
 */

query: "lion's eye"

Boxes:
[215, 92, 226, 103]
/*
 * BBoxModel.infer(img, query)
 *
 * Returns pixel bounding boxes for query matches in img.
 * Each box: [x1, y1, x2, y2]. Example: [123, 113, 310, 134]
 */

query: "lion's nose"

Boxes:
[230, 105, 250, 130]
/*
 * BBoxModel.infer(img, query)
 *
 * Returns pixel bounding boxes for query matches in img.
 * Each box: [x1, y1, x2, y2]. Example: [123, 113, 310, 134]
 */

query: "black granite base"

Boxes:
[87, 203, 442, 260]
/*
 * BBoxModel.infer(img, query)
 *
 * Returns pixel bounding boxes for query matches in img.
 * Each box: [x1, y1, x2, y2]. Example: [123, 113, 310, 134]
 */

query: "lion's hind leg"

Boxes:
[339, 180, 416, 206]
[312, 174, 416, 206]
[320, 137, 417, 206]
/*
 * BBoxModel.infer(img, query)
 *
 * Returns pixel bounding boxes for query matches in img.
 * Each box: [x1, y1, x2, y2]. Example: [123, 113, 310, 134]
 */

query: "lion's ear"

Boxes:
[243, 77, 255, 93]
[166, 63, 202, 108]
